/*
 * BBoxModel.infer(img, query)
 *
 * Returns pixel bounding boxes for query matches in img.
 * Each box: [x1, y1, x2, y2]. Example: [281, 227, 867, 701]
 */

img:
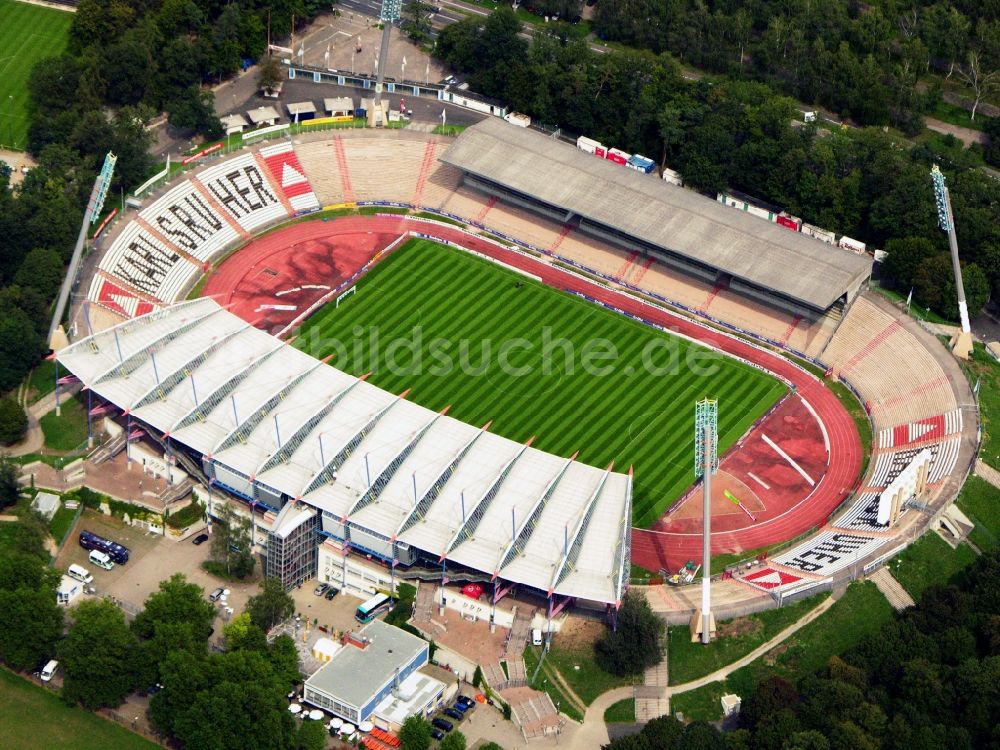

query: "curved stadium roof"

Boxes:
[57, 299, 632, 606]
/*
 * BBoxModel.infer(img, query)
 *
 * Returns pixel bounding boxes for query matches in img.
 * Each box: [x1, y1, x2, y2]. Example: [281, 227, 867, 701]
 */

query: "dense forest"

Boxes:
[605, 548, 1000, 750]
[435, 8, 999, 319]
[592, 0, 1000, 134]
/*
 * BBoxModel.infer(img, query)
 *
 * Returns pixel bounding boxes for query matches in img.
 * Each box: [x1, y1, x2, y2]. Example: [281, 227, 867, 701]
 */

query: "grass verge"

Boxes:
[667, 594, 828, 685]
[956, 475, 1000, 552]
[889, 532, 978, 600]
[541, 642, 631, 706]
[603, 698, 635, 723]
[39, 396, 88, 452]
[0, 667, 159, 750]
[522, 646, 584, 722]
[671, 581, 893, 721]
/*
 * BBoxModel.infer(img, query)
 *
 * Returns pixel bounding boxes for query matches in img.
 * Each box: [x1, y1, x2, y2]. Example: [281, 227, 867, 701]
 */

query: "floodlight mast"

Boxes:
[374, 0, 402, 121]
[694, 399, 718, 644]
[930, 164, 974, 359]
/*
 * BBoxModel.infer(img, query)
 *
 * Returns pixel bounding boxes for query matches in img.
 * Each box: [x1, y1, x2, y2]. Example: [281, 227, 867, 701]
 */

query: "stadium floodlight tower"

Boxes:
[930, 164, 974, 360]
[372, 0, 402, 127]
[692, 399, 718, 644]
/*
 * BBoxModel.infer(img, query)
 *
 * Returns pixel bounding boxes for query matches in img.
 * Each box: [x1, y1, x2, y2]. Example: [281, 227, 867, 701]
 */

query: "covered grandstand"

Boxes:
[56, 298, 632, 610]
[441, 119, 873, 317]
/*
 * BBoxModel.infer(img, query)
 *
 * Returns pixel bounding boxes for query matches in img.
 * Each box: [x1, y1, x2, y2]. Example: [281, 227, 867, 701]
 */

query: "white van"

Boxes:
[40, 660, 58, 682]
[531, 628, 543, 646]
[67, 564, 93, 584]
[88, 550, 114, 570]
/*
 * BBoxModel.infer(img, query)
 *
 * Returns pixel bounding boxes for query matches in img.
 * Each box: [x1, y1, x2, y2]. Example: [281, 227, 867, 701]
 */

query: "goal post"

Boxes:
[335, 285, 357, 308]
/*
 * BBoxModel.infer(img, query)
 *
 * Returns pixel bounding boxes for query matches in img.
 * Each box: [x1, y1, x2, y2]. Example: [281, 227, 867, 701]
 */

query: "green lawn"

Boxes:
[667, 594, 827, 685]
[604, 698, 635, 723]
[968, 345, 1000, 472]
[889, 532, 978, 601]
[39, 395, 88, 452]
[0, 668, 159, 749]
[0, 0, 73, 150]
[26, 359, 56, 404]
[292, 238, 786, 526]
[672, 581, 893, 721]
[47, 502, 77, 545]
[522, 646, 584, 722]
[956, 475, 1000, 552]
[929, 99, 986, 132]
[536, 641, 631, 706]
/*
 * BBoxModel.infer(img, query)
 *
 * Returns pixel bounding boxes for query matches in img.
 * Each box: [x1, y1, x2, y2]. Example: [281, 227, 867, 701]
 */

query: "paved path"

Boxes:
[869, 567, 914, 611]
[975, 459, 1000, 492]
[664, 593, 838, 696]
[7, 383, 82, 458]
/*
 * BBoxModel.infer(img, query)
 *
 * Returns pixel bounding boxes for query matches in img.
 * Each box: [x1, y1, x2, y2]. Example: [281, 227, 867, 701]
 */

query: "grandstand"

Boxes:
[441, 118, 873, 318]
[56, 298, 632, 610]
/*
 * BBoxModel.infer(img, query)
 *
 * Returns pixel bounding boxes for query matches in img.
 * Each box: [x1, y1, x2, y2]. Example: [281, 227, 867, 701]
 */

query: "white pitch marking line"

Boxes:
[747, 472, 771, 490]
[762, 433, 815, 486]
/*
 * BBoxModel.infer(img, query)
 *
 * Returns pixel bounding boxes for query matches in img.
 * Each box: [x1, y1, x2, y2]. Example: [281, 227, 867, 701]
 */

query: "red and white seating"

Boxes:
[196, 153, 291, 233]
[96, 221, 200, 304]
[876, 409, 962, 450]
[259, 141, 321, 213]
[88, 276, 160, 318]
[139, 180, 238, 262]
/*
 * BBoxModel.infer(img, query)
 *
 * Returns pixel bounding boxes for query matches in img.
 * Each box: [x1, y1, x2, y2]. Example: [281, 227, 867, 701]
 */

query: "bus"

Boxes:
[79, 530, 130, 564]
[355, 593, 392, 623]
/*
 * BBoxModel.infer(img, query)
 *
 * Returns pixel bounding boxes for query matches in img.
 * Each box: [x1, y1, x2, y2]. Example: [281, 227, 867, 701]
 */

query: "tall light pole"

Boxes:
[930, 165, 974, 359]
[693, 399, 718, 644]
[373, 0, 402, 126]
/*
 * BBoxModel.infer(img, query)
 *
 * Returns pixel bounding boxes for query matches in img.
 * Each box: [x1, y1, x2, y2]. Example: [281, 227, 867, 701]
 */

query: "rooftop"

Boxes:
[56, 300, 631, 605]
[306, 620, 427, 709]
[442, 119, 873, 310]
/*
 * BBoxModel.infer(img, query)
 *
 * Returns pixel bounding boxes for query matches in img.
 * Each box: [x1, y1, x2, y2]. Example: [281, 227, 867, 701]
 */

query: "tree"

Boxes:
[0, 551, 63, 671]
[739, 676, 797, 731]
[594, 590, 664, 676]
[133, 573, 215, 641]
[399, 715, 433, 750]
[257, 56, 283, 95]
[224, 611, 267, 652]
[0, 454, 21, 508]
[882, 237, 940, 291]
[267, 633, 301, 688]
[440, 731, 467, 750]
[0, 399, 26, 446]
[956, 51, 1000, 120]
[209, 502, 254, 578]
[60, 599, 138, 708]
[246, 577, 294, 632]
[296, 718, 327, 750]
[166, 86, 224, 140]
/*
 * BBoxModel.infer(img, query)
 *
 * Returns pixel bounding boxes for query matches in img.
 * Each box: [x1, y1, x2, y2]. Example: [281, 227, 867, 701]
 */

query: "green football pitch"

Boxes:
[294, 239, 787, 528]
[0, 0, 73, 151]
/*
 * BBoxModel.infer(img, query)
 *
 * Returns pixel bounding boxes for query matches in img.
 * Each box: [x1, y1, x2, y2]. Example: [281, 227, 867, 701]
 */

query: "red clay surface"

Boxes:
[204, 215, 863, 572]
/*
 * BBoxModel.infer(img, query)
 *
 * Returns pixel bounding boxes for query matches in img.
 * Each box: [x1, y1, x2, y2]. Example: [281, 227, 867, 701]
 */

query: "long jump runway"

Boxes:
[204, 215, 863, 572]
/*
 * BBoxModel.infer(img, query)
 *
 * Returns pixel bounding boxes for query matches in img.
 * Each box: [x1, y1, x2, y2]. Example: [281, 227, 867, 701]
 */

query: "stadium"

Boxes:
[56, 119, 979, 627]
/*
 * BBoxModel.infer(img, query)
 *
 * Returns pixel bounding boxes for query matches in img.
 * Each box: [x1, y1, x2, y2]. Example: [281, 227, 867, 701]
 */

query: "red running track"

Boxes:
[205, 216, 863, 570]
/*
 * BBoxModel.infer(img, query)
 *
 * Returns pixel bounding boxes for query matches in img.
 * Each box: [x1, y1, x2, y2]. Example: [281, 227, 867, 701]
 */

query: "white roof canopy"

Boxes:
[58, 300, 631, 605]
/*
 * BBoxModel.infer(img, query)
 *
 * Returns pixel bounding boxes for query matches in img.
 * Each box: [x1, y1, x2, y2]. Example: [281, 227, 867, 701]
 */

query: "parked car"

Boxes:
[39, 660, 58, 682]
[443, 75, 457, 85]
[443, 707, 463, 721]
[313, 582, 329, 596]
[324, 587, 339, 600]
[455, 695, 474, 709]
[209, 587, 225, 602]
[431, 717, 453, 732]
[431, 729, 445, 741]
[452, 701, 470, 714]
[192, 533, 209, 545]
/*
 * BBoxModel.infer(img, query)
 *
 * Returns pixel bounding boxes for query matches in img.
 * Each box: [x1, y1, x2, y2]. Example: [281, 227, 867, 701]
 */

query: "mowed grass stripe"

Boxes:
[294, 239, 786, 526]
[0, 0, 73, 149]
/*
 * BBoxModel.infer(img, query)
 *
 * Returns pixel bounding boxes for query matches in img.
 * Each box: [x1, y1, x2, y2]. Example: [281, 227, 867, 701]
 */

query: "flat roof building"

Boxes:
[324, 97, 354, 117]
[287, 101, 317, 121]
[303, 620, 437, 727]
[246, 106, 280, 127]
[220, 114, 249, 135]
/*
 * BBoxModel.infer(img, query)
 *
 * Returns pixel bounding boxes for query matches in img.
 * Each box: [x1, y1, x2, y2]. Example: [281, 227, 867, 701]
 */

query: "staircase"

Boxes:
[503, 607, 535, 659]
